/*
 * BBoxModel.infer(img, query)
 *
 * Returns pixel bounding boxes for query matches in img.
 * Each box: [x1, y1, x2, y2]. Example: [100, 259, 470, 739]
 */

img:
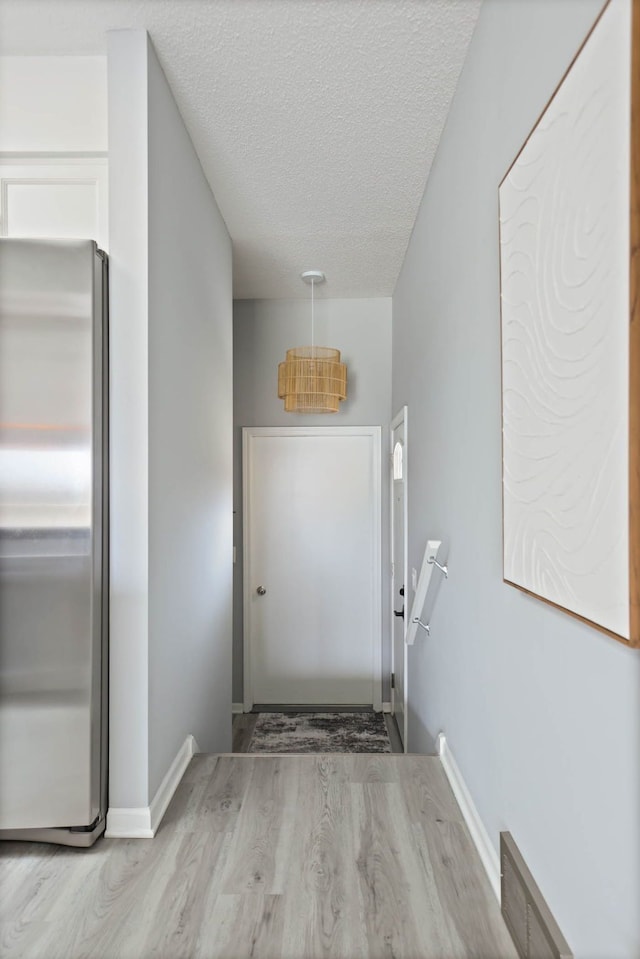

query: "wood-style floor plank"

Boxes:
[281, 756, 367, 958]
[353, 779, 468, 958]
[181, 753, 218, 784]
[197, 892, 285, 959]
[418, 817, 517, 958]
[220, 756, 300, 896]
[400, 754, 465, 824]
[231, 713, 258, 753]
[0, 755, 517, 959]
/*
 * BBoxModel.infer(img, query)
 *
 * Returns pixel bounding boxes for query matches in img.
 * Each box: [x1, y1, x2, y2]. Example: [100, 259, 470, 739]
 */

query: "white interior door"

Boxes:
[244, 427, 381, 708]
[391, 409, 408, 750]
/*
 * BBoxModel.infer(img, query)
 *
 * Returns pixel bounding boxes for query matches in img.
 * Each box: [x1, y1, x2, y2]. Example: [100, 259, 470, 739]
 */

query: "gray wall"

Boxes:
[108, 30, 232, 811]
[108, 29, 151, 811]
[392, 2, 640, 957]
[147, 41, 233, 795]
[233, 297, 392, 704]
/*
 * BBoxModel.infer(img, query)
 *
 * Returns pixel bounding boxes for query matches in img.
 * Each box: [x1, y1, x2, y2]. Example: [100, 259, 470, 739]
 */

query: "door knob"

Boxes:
[256, 586, 267, 596]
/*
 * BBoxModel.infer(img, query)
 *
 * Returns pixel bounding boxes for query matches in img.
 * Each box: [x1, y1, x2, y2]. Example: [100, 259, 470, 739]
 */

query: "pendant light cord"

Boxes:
[311, 278, 315, 358]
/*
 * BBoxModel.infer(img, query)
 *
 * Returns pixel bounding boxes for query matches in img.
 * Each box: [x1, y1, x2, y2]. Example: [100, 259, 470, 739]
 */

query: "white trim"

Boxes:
[232, 702, 245, 714]
[242, 428, 253, 712]
[105, 735, 199, 839]
[243, 426, 382, 712]
[371, 428, 382, 712]
[0, 152, 108, 161]
[105, 806, 153, 839]
[390, 406, 408, 751]
[149, 735, 199, 834]
[382, 701, 392, 713]
[436, 733, 501, 902]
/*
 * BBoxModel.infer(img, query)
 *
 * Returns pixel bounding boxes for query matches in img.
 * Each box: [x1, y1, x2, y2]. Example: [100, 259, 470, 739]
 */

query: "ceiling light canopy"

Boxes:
[278, 272, 347, 414]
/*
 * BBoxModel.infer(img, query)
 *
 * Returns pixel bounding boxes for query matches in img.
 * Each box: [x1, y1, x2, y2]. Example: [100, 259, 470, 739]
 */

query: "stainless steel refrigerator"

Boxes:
[0, 239, 108, 846]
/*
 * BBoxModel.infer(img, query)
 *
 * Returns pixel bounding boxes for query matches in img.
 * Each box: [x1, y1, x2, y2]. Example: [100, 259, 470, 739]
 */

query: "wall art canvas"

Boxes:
[499, 0, 639, 645]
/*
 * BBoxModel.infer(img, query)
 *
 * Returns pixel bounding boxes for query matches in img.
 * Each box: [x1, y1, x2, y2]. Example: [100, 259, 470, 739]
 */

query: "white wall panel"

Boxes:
[0, 57, 107, 154]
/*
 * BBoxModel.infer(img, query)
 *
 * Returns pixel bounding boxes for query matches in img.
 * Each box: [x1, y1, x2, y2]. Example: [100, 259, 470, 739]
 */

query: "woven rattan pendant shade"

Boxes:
[278, 346, 347, 413]
[278, 271, 348, 413]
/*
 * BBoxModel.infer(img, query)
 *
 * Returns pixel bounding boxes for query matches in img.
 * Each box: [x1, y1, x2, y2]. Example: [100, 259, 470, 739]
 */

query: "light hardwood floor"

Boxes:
[0, 755, 517, 959]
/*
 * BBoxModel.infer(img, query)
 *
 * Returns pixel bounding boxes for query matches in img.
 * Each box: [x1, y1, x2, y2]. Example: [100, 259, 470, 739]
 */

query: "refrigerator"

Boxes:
[0, 239, 108, 847]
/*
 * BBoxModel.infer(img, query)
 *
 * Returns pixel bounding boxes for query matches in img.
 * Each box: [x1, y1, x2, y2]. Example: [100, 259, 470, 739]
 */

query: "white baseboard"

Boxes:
[232, 702, 244, 714]
[106, 734, 199, 839]
[436, 733, 500, 902]
[104, 805, 154, 839]
[149, 734, 199, 833]
[382, 701, 391, 713]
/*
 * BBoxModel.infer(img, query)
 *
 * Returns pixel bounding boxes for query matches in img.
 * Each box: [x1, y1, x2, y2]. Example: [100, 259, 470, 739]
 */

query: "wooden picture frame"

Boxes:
[499, 0, 639, 647]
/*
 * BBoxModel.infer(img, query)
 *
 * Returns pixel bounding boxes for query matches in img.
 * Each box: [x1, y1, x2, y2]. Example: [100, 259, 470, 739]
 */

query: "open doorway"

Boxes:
[236, 425, 403, 753]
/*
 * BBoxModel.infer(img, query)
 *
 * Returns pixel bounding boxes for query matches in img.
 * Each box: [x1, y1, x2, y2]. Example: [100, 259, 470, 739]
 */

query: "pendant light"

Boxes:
[278, 271, 347, 413]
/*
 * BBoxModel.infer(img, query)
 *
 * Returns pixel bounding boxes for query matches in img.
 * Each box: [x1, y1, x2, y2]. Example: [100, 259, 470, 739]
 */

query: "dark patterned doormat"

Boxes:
[248, 711, 391, 754]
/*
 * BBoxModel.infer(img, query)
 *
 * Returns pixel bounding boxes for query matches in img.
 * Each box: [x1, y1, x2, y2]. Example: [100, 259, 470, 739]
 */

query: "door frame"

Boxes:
[242, 425, 382, 712]
[390, 407, 408, 751]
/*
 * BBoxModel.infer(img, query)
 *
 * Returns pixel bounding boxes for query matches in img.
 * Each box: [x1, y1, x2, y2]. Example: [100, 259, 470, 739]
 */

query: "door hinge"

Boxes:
[391, 672, 395, 689]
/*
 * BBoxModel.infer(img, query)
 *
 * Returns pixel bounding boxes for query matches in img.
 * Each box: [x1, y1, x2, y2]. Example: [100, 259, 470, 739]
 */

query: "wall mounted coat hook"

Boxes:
[406, 539, 447, 645]
[428, 557, 448, 578]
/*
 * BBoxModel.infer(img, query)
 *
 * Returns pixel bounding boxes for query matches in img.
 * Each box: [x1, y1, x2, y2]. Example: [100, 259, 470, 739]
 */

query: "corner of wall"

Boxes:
[106, 26, 151, 811]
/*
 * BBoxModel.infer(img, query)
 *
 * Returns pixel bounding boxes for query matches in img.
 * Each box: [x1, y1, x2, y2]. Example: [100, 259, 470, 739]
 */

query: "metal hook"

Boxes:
[412, 617, 430, 634]
[428, 557, 448, 578]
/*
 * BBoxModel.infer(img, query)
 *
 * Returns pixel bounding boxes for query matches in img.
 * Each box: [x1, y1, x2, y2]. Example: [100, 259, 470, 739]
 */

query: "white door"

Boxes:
[243, 427, 381, 709]
[391, 409, 408, 750]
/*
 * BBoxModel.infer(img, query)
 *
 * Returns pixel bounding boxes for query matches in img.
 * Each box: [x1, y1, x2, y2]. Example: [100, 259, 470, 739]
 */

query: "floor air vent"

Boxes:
[500, 832, 573, 959]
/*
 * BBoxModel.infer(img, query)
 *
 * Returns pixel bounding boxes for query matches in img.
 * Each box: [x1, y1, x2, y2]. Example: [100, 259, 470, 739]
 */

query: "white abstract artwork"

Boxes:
[499, 0, 631, 639]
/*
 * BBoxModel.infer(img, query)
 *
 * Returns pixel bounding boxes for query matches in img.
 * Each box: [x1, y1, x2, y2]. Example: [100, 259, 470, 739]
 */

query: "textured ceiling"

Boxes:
[0, 0, 481, 298]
